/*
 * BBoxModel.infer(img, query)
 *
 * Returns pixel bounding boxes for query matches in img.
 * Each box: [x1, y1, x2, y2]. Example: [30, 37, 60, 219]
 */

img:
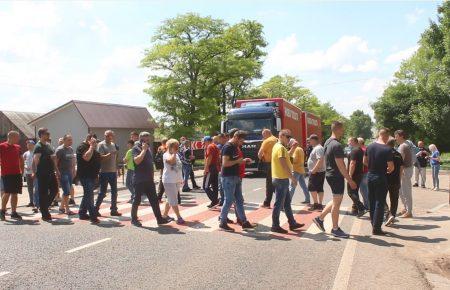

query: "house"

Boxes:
[28, 100, 157, 158]
[0, 111, 41, 151]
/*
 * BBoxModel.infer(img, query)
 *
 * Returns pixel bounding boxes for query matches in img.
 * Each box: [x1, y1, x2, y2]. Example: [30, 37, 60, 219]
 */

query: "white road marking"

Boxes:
[65, 238, 111, 253]
[252, 187, 263, 192]
[427, 203, 448, 213]
[0, 271, 10, 277]
[332, 217, 362, 290]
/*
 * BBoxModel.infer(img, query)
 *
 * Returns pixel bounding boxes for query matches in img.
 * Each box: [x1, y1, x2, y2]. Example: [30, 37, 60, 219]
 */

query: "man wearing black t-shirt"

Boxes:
[414, 141, 429, 188]
[313, 121, 356, 239]
[347, 137, 366, 216]
[363, 129, 394, 235]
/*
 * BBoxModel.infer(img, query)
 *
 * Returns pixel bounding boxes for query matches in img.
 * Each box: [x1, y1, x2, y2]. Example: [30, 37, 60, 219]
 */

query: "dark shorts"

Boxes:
[1, 174, 22, 194]
[326, 176, 345, 195]
[308, 172, 325, 193]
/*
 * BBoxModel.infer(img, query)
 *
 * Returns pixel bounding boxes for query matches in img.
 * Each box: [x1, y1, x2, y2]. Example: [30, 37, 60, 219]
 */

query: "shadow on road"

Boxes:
[350, 234, 404, 247]
[143, 225, 186, 235]
[390, 224, 440, 231]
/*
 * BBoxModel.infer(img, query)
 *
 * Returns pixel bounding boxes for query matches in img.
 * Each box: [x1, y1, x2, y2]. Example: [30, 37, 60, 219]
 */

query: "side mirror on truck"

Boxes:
[276, 117, 282, 132]
[220, 120, 226, 133]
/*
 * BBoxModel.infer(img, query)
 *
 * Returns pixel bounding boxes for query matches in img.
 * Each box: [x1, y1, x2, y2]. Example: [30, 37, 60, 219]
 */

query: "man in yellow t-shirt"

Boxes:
[258, 129, 277, 208]
[270, 129, 304, 234]
[288, 139, 310, 204]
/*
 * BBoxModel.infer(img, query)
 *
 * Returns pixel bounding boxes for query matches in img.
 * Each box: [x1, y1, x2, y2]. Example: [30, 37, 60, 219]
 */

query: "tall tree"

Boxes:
[141, 13, 266, 138]
[372, 2, 450, 149]
[346, 110, 373, 140]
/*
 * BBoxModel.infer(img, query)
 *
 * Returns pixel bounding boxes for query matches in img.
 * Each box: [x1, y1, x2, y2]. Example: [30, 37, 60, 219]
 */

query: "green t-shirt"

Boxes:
[125, 149, 135, 171]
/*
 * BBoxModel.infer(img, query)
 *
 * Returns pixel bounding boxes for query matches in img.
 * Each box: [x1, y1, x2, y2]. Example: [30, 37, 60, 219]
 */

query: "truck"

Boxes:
[221, 98, 322, 172]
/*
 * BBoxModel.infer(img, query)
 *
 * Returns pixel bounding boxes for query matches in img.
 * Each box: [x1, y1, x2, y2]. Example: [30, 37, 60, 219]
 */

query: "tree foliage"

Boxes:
[372, 2, 450, 150]
[346, 110, 373, 140]
[141, 13, 266, 138]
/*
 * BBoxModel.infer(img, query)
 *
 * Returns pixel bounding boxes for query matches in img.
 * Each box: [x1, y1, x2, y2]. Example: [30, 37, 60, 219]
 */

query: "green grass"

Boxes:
[440, 152, 450, 170]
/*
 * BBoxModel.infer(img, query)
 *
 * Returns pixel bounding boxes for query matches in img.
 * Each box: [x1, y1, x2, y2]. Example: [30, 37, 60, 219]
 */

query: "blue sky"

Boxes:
[0, 0, 443, 119]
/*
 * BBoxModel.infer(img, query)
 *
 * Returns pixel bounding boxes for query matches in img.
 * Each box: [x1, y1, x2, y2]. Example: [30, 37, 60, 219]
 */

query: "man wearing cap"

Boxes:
[203, 136, 220, 208]
[23, 140, 35, 207]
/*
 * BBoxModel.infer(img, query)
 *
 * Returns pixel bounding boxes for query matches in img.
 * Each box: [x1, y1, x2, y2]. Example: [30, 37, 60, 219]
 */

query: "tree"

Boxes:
[372, 2, 450, 150]
[141, 13, 266, 138]
[346, 110, 373, 140]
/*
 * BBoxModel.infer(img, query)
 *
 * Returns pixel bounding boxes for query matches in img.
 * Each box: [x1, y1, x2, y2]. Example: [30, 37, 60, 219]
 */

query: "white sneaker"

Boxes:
[385, 215, 395, 227]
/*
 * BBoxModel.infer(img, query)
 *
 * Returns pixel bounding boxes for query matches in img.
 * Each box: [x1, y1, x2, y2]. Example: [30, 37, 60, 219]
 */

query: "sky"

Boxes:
[0, 0, 443, 120]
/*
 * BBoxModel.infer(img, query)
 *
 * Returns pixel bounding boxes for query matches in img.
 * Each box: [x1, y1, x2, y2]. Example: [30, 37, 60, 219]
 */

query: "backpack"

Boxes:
[154, 150, 164, 170]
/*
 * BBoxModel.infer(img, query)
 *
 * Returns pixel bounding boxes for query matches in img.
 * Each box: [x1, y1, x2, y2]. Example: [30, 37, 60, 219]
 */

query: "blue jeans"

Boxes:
[219, 176, 247, 223]
[289, 172, 310, 202]
[95, 172, 118, 212]
[359, 173, 369, 209]
[79, 177, 96, 218]
[126, 169, 135, 198]
[367, 173, 388, 231]
[431, 165, 440, 188]
[182, 163, 192, 191]
[60, 171, 73, 196]
[33, 178, 39, 207]
[218, 172, 224, 203]
[272, 178, 297, 227]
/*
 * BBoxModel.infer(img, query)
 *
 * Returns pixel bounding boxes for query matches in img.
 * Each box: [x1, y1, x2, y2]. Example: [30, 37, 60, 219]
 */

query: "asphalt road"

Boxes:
[0, 175, 447, 289]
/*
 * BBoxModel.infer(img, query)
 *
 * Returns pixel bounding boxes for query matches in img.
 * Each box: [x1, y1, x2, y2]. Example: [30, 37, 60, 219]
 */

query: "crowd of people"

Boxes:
[0, 122, 443, 237]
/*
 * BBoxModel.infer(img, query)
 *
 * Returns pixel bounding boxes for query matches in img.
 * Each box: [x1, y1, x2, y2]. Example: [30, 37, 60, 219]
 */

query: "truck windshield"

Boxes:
[227, 119, 273, 139]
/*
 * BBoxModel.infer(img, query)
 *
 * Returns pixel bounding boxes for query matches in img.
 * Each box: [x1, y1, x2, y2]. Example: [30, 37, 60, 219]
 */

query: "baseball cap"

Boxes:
[203, 136, 212, 142]
[26, 140, 35, 145]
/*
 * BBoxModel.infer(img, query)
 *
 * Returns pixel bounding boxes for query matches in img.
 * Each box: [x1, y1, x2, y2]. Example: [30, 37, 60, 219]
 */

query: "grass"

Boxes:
[440, 152, 450, 170]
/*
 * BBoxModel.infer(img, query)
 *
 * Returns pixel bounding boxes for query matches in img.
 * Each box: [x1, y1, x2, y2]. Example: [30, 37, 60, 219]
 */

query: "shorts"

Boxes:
[163, 182, 180, 206]
[326, 176, 345, 195]
[1, 174, 22, 194]
[308, 172, 325, 193]
[60, 172, 73, 196]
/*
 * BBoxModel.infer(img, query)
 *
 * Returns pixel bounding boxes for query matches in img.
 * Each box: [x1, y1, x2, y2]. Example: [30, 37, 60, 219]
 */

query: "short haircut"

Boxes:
[234, 130, 247, 139]
[262, 128, 271, 135]
[228, 128, 239, 138]
[63, 134, 72, 141]
[127, 140, 135, 146]
[213, 136, 220, 143]
[161, 138, 168, 144]
[166, 138, 179, 150]
[387, 137, 396, 147]
[331, 121, 344, 132]
[105, 130, 114, 136]
[130, 131, 139, 136]
[379, 128, 390, 137]
[309, 134, 319, 141]
[280, 129, 291, 137]
[139, 131, 151, 138]
[37, 127, 48, 138]
[349, 137, 358, 144]
[7, 131, 19, 138]
[357, 137, 365, 145]
[394, 129, 407, 139]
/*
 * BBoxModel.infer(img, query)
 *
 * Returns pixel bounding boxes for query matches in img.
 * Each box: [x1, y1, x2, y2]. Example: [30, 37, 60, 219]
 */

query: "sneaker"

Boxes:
[413, 183, 419, 187]
[313, 217, 325, 232]
[308, 204, 318, 211]
[32, 208, 39, 213]
[218, 201, 224, 207]
[66, 211, 76, 216]
[218, 217, 234, 224]
[163, 216, 175, 222]
[207, 200, 219, 209]
[219, 223, 235, 232]
[331, 227, 350, 238]
[69, 198, 76, 205]
[90, 218, 100, 224]
[52, 201, 59, 207]
[110, 211, 122, 217]
[261, 203, 271, 209]
[11, 212, 22, 220]
[0, 211, 6, 221]
[182, 188, 191, 192]
[421, 185, 426, 189]
[357, 209, 368, 218]
[289, 223, 305, 231]
[157, 218, 171, 225]
[271, 226, 288, 234]
[193, 185, 201, 190]
[385, 215, 396, 227]
[400, 212, 413, 218]
[176, 217, 185, 225]
[242, 221, 255, 230]
[131, 220, 142, 227]
[301, 200, 310, 204]
[372, 229, 387, 236]
[58, 208, 65, 214]
[79, 214, 90, 220]
[26, 202, 34, 207]
[42, 215, 52, 222]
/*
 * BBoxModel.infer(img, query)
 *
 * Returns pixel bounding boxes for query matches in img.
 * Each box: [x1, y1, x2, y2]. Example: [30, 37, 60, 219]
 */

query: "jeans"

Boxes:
[359, 173, 369, 209]
[33, 178, 39, 207]
[96, 172, 118, 212]
[25, 174, 34, 204]
[203, 166, 219, 203]
[399, 166, 413, 214]
[218, 172, 224, 204]
[79, 177, 96, 218]
[414, 166, 426, 186]
[431, 165, 440, 189]
[263, 163, 275, 206]
[60, 171, 73, 196]
[131, 180, 163, 222]
[220, 176, 247, 224]
[272, 178, 297, 227]
[289, 172, 310, 202]
[367, 173, 388, 231]
[182, 163, 192, 191]
[126, 169, 135, 199]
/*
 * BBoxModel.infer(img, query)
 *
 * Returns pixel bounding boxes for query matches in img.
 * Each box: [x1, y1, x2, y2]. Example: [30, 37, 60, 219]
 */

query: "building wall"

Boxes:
[0, 112, 31, 151]
[31, 105, 89, 150]
[90, 128, 155, 161]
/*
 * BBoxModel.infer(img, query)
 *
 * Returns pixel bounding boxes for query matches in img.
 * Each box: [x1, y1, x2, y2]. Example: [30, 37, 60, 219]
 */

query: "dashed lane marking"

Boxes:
[65, 238, 111, 253]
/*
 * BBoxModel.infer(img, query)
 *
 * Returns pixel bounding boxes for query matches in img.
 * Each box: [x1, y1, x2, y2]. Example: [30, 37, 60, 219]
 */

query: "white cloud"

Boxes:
[405, 8, 424, 25]
[90, 18, 110, 42]
[384, 46, 418, 64]
[265, 34, 379, 74]
[361, 78, 388, 95]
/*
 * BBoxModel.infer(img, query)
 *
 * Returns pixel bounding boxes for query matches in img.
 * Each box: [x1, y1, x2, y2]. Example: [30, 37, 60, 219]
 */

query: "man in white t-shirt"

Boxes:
[306, 134, 326, 211]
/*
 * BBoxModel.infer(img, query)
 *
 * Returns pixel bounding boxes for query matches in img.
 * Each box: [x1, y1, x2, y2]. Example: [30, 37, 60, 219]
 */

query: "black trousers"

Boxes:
[132, 180, 163, 222]
[190, 165, 198, 187]
[203, 167, 219, 203]
[387, 183, 400, 217]
[347, 177, 366, 212]
[367, 173, 388, 231]
[37, 173, 58, 218]
[263, 163, 274, 205]
[157, 169, 165, 200]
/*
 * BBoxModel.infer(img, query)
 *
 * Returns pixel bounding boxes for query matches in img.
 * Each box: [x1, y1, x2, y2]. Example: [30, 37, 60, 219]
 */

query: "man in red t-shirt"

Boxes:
[0, 131, 24, 221]
[203, 136, 220, 208]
